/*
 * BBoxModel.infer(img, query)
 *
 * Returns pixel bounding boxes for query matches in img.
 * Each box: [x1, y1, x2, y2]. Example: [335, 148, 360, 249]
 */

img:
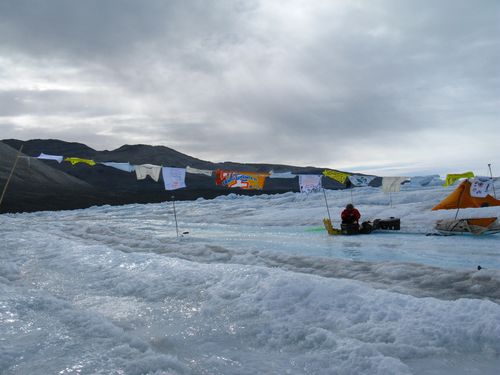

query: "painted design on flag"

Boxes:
[299, 175, 322, 194]
[470, 177, 493, 198]
[323, 170, 350, 184]
[444, 172, 474, 187]
[215, 170, 267, 190]
[162, 167, 186, 190]
[348, 175, 376, 187]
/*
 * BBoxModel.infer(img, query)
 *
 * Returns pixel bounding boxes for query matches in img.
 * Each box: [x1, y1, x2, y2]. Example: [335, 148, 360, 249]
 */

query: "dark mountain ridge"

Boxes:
[1, 138, 359, 213]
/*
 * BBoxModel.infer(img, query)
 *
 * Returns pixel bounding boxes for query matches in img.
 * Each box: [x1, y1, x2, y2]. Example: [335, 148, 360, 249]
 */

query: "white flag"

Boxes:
[134, 164, 162, 182]
[348, 175, 376, 187]
[37, 153, 63, 163]
[382, 177, 408, 193]
[269, 170, 296, 179]
[299, 175, 322, 194]
[162, 167, 186, 190]
[470, 177, 493, 198]
[408, 175, 440, 187]
[100, 162, 135, 173]
[186, 166, 213, 176]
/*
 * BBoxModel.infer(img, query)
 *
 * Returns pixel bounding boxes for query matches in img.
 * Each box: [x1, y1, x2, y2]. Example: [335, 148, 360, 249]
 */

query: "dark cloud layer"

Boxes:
[0, 0, 499, 175]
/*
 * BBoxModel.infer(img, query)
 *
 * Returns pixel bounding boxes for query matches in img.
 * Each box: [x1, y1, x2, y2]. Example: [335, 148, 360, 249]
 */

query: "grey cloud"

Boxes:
[0, 0, 499, 174]
[0, 89, 123, 117]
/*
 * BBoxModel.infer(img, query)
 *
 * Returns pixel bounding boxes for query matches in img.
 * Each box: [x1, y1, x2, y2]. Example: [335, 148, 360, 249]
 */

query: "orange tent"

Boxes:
[432, 180, 500, 210]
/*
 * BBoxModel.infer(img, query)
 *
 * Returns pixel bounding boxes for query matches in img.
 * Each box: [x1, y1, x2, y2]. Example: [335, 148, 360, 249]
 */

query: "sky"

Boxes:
[0, 0, 499, 176]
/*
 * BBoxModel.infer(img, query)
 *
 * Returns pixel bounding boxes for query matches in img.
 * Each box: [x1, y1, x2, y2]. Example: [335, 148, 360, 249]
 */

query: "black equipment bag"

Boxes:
[341, 223, 359, 235]
[373, 217, 400, 230]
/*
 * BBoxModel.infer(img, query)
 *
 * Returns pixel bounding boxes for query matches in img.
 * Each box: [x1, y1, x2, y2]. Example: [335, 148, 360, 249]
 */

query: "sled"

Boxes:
[435, 217, 500, 236]
[323, 218, 400, 236]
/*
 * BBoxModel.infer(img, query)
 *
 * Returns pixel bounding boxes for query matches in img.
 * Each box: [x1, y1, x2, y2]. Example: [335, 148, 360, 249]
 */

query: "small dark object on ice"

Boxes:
[477, 265, 483, 270]
[373, 217, 400, 231]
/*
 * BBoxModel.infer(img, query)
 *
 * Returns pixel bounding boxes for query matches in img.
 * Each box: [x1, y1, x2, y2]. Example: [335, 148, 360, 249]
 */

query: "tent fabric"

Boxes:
[432, 180, 500, 210]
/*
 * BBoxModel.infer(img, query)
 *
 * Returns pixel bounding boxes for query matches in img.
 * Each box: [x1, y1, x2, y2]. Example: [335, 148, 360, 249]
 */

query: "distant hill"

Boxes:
[1, 138, 352, 213]
[0, 141, 99, 212]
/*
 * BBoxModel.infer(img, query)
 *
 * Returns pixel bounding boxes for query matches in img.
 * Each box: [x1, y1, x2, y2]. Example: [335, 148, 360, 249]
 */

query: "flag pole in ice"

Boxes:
[488, 163, 497, 198]
[0, 144, 24, 209]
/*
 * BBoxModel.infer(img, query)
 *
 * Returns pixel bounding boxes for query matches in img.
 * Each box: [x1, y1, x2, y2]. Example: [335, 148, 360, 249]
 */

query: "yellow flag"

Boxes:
[322, 169, 350, 184]
[443, 171, 474, 187]
[64, 157, 96, 166]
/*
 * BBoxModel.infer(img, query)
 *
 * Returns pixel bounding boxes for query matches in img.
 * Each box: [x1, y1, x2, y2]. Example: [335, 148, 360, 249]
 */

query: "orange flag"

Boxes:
[215, 170, 268, 190]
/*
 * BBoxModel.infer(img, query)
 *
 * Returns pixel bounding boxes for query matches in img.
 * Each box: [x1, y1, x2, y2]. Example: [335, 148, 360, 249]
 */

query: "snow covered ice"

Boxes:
[1, 182, 500, 374]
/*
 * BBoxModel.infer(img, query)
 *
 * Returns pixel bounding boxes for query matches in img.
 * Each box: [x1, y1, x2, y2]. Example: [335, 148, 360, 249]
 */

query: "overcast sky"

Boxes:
[0, 0, 498, 176]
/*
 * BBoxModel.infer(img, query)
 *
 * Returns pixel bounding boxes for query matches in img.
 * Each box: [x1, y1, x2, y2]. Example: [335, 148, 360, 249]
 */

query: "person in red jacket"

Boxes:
[341, 203, 361, 227]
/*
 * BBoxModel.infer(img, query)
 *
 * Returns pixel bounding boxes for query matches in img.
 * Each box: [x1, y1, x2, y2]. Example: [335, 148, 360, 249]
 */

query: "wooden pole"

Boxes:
[0, 144, 24, 209]
[322, 188, 332, 222]
[488, 164, 496, 198]
[171, 195, 179, 238]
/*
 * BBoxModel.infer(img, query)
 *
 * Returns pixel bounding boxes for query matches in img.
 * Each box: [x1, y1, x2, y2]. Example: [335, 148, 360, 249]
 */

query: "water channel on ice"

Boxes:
[1, 183, 500, 374]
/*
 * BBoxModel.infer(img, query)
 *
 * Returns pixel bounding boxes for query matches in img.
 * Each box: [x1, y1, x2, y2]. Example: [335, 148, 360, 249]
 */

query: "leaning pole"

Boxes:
[0, 144, 24, 210]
